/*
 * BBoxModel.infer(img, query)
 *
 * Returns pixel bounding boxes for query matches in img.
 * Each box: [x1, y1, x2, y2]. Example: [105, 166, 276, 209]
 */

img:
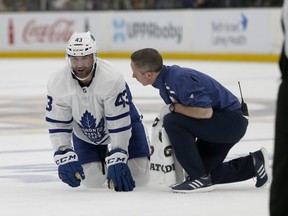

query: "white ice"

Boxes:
[0, 58, 279, 216]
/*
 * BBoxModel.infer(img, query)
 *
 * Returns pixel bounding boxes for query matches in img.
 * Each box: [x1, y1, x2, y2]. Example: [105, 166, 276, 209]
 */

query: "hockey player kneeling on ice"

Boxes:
[46, 32, 150, 191]
[130, 48, 271, 193]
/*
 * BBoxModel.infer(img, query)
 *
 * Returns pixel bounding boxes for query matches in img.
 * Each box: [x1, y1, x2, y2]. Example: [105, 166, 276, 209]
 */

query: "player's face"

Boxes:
[131, 61, 152, 86]
[70, 54, 94, 79]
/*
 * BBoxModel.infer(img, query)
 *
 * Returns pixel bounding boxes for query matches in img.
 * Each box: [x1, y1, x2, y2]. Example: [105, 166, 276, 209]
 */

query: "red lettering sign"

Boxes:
[8, 19, 14, 45]
[22, 18, 75, 43]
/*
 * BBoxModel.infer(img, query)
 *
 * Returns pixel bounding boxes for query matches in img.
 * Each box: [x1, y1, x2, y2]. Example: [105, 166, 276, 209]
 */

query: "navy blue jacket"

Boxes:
[152, 65, 241, 111]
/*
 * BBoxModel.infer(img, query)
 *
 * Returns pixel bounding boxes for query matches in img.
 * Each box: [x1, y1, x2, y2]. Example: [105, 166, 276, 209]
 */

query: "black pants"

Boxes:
[163, 110, 254, 184]
[270, 46, 288, 215]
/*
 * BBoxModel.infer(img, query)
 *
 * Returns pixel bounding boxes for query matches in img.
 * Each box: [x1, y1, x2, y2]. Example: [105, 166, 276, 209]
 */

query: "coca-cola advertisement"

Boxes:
[1, 13, 99, 52]
[22, 18, 75, 44]
[8, 19, 14, 45]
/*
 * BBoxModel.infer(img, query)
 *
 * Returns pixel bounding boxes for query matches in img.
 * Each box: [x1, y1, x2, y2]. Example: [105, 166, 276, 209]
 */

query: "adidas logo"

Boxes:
[188, 180, 204, 189]
[257, 164, 266, 179]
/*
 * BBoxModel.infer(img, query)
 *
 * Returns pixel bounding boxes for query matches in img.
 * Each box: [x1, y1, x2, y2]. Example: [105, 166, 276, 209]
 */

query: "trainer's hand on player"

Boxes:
[105, 149, 135, 192]
[54, 148, 85, 188]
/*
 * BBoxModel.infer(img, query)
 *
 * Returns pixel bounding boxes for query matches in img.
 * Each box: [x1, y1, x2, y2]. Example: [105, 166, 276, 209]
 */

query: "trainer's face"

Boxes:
[70, 54, 94, 79]
[131, 61, 153, 86]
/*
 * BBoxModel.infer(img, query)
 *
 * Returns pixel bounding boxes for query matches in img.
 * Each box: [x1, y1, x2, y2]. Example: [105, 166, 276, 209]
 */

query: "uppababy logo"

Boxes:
[113, 19, 126, 42]
[113, 19, 183, 43]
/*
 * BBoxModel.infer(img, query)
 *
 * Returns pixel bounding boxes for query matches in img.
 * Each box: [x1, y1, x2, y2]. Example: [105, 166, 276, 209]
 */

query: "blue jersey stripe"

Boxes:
[46, 117, 73, 124]
[106, 111, 130, 121]
[108, 125, 132, 133]
[49, 129, 73, 134]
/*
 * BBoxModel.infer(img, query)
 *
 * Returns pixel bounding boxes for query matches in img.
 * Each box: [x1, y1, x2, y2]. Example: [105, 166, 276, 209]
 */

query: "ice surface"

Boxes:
[0, 58, 279, 216]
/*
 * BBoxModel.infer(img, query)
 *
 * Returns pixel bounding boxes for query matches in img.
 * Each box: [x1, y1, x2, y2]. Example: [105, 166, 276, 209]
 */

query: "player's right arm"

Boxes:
[45, 94, 73, 151]
[45, 70, 74, 151]
[45, 71, 84, 187]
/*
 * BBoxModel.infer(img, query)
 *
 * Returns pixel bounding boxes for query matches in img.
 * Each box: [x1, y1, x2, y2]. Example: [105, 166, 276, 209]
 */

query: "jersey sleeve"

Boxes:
[103, 76, 132, 152]
[45, 76, 73, 151]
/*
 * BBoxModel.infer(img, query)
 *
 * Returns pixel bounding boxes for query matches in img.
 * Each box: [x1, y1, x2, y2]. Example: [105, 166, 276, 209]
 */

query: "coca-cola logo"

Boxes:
[23, 18, 75, 43]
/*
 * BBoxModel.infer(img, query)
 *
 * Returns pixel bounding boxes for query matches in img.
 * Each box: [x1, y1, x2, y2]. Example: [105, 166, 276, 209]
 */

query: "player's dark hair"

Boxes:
[130, 48, 163, 73]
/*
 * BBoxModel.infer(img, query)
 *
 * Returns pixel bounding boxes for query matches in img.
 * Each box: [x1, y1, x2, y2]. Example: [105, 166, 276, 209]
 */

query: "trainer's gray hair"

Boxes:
[130, 48, 163, 74]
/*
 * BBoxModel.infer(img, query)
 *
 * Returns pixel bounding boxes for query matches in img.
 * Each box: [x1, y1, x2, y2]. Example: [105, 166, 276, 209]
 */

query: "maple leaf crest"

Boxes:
[77, 110, 107, 143]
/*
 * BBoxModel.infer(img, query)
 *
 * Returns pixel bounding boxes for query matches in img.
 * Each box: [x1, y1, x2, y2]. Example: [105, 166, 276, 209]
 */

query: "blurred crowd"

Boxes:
[0, 0, 283, 11]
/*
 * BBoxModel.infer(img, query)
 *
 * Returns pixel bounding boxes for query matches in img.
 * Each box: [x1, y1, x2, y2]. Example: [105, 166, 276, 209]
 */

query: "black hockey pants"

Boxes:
[163, 110, 255, 185]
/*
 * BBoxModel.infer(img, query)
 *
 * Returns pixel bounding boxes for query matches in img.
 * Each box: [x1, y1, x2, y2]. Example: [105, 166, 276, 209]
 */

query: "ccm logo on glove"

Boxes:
[105, 149, 135, 192]
[54, 148, 85, 187]
[106, 153, 127, 165]
[54, 151, 78, 165]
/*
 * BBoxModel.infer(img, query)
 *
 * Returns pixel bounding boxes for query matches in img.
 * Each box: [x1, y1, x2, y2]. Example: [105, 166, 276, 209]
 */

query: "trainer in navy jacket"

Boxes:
[130, 48, 270, 193]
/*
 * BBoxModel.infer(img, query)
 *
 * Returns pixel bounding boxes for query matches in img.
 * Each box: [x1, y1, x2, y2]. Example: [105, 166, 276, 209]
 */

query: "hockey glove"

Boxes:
[54, 148, 85, 188]
[105, 149, 135, 192]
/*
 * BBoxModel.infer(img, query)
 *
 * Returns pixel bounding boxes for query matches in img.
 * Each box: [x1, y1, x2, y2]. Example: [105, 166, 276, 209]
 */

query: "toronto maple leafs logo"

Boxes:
[77, 110, 107, 143]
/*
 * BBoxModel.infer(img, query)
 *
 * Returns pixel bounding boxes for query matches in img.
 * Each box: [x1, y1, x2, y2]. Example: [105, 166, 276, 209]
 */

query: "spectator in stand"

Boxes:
[182, 0, 223, 8]
[47, 0, 70, 10]
[113, 0, 132, 9]
[88, 0, 112, 10]
[0, 0, 7, 10]
[155, 0, 179, 9]
[145, 0, 157, 9]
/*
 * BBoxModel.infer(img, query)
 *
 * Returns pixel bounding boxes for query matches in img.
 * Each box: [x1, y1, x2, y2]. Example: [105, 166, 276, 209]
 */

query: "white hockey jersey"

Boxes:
[46, 58, 138, 152]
